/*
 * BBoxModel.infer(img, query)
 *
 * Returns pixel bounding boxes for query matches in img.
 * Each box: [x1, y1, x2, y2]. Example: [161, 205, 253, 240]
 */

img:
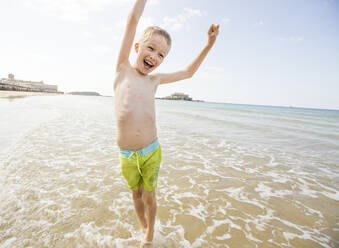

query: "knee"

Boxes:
[142, 190, 156, 206]
[132, 189, 142, 201]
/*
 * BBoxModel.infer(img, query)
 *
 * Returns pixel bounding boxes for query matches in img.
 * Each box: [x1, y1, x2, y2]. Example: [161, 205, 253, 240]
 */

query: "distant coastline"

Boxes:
[0, 90, 61, 98]
[67, 91, 102, 96]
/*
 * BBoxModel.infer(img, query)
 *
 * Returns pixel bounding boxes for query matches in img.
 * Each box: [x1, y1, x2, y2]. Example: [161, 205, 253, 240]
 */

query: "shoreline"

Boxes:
[0, 90, 62, 98]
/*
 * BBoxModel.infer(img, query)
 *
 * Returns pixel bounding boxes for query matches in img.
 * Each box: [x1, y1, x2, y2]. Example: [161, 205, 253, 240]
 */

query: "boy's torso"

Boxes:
[114, 63, 159, 150]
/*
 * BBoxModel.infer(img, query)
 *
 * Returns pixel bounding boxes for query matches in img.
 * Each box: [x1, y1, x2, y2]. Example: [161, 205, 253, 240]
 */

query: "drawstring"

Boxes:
[129, 151, 142, 175]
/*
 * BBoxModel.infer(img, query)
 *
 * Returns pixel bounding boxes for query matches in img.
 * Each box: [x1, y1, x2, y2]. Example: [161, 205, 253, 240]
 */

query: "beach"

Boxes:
[0, 90, 61, 98]
[0, 95, 338, 248]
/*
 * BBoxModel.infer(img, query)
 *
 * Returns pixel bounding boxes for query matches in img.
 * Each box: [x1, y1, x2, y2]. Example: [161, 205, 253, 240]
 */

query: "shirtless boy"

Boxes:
[114, 0, 219, 247]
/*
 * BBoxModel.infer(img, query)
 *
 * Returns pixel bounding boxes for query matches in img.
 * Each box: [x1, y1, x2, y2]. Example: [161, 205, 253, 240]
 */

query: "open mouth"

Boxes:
[143, 59, 154, 70]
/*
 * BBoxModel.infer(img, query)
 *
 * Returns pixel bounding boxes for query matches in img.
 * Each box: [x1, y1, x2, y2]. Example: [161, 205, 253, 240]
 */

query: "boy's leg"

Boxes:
[141, 187, 157, 243]
[134, 143, 161, 246]
[132, 186, 148, 233]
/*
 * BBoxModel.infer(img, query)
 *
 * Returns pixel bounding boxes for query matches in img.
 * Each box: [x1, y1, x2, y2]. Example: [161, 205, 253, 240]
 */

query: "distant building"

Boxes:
[0, 74, 59, 93]
[162, 92, 193, 101]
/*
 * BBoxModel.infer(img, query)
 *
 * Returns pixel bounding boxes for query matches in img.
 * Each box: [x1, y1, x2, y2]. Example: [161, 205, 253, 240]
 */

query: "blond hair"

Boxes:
[139, 26, 171, 48]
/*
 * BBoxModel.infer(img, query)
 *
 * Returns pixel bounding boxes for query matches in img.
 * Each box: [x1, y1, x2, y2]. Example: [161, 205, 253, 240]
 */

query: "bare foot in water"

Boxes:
[140, 225, 152, 247]
[140, 240, 153, 248]
[140, 229, 154, 248]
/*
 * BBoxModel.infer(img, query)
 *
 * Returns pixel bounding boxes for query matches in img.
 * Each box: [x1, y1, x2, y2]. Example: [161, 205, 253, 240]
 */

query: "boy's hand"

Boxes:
[207, 24, 219, 46]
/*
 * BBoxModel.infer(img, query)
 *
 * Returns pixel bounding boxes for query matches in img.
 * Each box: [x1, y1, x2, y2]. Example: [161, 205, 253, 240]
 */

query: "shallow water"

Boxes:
[0, 95, 338, 247]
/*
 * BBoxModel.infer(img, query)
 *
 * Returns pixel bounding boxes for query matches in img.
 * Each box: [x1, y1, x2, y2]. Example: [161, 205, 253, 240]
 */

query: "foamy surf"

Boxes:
[0, 95, 338, 247]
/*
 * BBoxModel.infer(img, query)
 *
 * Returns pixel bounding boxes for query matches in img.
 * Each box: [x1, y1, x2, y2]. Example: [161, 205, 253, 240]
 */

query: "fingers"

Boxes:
[208, 24, 220, 36]
[208, 24, 213, 34]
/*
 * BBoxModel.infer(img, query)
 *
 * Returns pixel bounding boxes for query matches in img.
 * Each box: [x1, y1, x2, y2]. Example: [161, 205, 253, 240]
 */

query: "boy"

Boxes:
[114, 0, 219, 247]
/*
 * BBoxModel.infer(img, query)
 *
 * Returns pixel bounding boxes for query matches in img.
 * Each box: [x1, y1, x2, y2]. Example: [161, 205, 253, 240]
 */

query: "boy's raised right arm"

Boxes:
[153, 24, 219, 85]
[116, 0, 147, 72]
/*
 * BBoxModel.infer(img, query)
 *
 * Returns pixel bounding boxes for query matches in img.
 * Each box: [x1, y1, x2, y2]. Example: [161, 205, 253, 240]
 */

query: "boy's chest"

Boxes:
[116, 72, 157, 101]
[118, 80, 155, 103]
[115, 76, 157, 125]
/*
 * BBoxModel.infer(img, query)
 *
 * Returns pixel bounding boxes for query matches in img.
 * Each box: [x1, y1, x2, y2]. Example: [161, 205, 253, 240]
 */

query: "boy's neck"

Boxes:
[133, 64, 148, 76]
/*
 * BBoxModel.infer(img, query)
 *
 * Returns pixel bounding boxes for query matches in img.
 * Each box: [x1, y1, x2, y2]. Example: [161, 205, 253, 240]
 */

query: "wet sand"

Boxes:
[1, 96, 338, 247]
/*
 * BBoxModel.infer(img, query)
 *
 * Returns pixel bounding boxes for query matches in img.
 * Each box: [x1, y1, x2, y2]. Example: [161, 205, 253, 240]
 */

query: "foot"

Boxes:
[140, 230, 153, 248]
[140, 240, 153, 248]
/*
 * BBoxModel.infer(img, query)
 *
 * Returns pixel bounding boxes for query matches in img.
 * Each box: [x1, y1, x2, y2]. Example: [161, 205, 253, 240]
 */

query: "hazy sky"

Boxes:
[1, 0, 338, 109]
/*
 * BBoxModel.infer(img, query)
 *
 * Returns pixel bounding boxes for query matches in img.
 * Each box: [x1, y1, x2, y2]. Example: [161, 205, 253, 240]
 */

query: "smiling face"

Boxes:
[134, 34, 170, 75]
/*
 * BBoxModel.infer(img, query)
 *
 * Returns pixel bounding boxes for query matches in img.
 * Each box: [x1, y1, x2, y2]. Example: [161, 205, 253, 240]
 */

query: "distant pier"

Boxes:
[157, 92, 204, 102]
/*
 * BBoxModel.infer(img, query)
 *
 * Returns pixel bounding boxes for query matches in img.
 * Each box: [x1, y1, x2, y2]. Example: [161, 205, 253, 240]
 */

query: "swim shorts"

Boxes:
[119, 139, 161, 191]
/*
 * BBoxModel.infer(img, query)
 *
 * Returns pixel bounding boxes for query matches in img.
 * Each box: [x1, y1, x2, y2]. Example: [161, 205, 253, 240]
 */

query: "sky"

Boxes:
[0, 0, 338, 109]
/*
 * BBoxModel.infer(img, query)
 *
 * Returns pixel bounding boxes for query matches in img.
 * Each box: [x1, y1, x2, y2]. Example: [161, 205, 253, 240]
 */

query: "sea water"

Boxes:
[0, 95, 338, 248]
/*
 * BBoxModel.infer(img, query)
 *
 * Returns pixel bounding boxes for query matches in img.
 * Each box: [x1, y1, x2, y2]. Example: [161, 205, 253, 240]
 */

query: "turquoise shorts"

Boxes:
[119, 139, 161, 191]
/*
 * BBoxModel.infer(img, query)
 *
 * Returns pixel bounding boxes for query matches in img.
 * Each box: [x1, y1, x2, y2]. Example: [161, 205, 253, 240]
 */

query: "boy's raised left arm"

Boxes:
[154, 24, 219, 85]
